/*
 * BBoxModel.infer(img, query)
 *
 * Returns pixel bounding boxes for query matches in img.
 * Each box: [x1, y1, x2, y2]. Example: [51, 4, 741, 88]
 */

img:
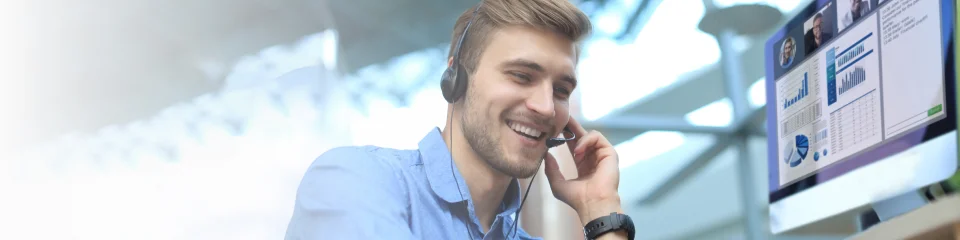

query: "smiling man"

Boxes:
[284, 1, 634, 239]
[805, 13, 834, 55]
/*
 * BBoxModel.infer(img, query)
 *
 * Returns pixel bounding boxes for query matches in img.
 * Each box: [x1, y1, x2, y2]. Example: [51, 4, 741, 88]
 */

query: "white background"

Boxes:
[879, 0, 946, 138]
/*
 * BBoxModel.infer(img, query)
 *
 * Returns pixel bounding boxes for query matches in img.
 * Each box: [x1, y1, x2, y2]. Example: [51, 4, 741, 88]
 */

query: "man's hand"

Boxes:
[543, 117, 624, 232]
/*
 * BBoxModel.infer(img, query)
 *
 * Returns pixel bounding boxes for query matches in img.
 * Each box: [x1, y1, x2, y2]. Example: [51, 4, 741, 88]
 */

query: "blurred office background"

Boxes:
[2, 0, 854, 239]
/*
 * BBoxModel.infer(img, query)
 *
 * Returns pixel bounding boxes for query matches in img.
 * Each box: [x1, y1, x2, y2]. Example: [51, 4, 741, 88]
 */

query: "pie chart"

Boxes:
[783, 134, 809, 168]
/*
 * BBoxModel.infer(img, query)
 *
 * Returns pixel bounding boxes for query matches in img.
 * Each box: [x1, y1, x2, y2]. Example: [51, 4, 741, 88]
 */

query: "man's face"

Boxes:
[459, 26, 576, 178]
[813, 17, 823, 40]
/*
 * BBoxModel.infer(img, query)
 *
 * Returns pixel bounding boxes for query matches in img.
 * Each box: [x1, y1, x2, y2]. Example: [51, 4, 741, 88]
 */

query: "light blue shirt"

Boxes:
[284, 128, 539, 240]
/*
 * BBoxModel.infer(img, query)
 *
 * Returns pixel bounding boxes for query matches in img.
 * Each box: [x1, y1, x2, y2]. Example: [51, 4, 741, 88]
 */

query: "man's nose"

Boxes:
[525, 84, 555, 117]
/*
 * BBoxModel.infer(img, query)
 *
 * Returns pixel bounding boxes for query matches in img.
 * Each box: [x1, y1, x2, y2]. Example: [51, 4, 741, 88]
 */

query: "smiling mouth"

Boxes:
[506, 120, 545, 140]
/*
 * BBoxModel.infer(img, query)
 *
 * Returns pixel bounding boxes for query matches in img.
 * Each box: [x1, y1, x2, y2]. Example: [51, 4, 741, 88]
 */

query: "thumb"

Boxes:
[543, 152, 567, 193]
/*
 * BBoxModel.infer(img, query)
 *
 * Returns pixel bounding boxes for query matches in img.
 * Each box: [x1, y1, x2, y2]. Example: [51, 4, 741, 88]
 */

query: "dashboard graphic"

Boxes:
[784, 73, 809, 109]
[837, 43, 866, 67]
[776, 11, 887, 186]
[829, 90, 880, 153]
[783, 134, 810, 168]
[813, 128, 829, 146]
[839, 66, 866, 95]
[827, 32, 875, 105]
[826, 48, 838, 105]
[767, 0, 954, 233]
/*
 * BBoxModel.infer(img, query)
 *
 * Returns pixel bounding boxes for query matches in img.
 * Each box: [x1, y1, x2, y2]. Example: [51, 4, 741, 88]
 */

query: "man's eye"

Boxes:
[554, 87, 571, 98]
[510, 72, 531, 82]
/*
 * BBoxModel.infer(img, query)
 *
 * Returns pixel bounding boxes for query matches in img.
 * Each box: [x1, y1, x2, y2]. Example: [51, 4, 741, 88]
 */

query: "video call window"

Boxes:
[838, 0, 879, 33]
[780, 37, 797, 68]
[804, 5, 835, 55]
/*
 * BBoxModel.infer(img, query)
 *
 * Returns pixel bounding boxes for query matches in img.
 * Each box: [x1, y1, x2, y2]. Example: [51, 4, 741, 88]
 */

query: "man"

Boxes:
[841, 0, 871, 29]
[805, 13, 833, 55]
[283, 0, 633, 239]
[781, 37, 795, 68]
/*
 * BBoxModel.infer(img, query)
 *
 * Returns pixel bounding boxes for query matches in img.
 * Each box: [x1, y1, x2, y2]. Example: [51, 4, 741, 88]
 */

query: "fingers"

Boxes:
[564, 117, 588, 154]
[566, 116, 588, 138]
[573, 130, 606, 157]
[543, 152, 573, 201]
[563, 117, 616, 167]
[543, 152, 566, 186]
[572, 131, 618, 172]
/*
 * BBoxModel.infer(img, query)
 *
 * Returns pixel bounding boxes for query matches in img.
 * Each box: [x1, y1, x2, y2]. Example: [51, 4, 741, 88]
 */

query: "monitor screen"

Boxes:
[765, 0, 955, 205]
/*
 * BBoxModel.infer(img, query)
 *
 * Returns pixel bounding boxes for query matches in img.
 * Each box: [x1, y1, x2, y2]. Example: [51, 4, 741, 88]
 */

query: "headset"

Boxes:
[441, 3, 576, 148]
[441, 2, 577, 238]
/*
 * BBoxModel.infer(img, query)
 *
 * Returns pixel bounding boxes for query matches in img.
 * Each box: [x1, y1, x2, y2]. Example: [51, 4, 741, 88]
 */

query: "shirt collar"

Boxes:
[419, 128, 523, 215]
[420, 127, 471, 203]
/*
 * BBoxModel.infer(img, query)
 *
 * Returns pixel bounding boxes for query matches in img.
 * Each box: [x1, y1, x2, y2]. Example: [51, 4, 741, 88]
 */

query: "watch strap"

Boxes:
[583, 212, 635, 240]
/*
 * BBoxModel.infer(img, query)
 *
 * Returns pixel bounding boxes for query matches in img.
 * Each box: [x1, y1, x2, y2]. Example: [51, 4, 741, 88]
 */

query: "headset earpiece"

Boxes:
[441, 3, 481, 104]
[440, 61, 470, 104]
[441, 67, 458, 103]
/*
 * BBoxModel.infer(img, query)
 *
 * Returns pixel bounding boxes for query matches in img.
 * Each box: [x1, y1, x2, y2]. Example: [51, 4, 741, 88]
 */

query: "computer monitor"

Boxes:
[764, 0, 958, 234]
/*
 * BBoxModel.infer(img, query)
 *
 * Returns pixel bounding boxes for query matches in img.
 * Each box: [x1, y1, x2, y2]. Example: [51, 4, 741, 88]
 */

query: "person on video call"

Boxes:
[841, 0, 871, 29]
[805, 13, 833, 55]
[283, 0, 634, 239]
[781, 38, 795, 67]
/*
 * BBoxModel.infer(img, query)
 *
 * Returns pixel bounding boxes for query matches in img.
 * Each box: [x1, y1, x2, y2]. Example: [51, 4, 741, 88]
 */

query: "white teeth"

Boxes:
[508, 121, 543, 138]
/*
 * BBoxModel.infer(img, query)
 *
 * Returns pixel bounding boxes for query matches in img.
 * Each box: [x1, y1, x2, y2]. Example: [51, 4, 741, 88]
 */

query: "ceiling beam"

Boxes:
[619, 37, 768, 116]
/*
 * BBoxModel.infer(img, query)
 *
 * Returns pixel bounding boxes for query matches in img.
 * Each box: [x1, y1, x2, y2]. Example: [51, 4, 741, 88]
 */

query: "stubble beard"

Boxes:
[458, 91, 542, 179]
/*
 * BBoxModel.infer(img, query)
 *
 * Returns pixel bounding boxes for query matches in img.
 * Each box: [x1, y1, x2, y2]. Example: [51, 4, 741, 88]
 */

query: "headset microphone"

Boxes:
[545, 127, 576, 148]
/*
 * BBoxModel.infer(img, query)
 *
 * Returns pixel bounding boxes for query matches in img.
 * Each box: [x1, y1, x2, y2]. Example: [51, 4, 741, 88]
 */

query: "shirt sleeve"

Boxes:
[284, 147, 414, 240]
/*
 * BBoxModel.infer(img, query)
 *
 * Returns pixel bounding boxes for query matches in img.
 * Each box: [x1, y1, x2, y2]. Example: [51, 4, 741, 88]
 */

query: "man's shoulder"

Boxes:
[309, 145, 420, 173]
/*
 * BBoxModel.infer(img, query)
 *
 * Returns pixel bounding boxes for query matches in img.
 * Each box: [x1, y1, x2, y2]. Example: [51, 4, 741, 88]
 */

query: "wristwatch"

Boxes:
[583, 212, 635, 240]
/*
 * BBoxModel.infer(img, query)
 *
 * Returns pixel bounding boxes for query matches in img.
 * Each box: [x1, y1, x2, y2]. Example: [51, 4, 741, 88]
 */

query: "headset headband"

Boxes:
[451, 4, 483, 67]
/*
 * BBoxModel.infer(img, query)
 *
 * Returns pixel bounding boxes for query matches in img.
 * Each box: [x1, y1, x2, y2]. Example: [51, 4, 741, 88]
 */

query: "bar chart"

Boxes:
[839, 66, 866, 95]
[837, 44, 865, 67]
[783, 72, 809, 110]
[813, 128, 828, 146]
[828, 32, 876, 106]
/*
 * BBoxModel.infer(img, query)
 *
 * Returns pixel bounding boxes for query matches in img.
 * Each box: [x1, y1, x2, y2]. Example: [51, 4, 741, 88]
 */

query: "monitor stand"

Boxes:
[872, 191, 930, 225]
[855, 191, 928, 232]
[851, 191, 960, 239]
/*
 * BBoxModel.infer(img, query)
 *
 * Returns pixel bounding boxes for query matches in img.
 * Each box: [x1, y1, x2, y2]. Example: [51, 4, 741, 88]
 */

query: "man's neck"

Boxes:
[441, 125, 513, 233]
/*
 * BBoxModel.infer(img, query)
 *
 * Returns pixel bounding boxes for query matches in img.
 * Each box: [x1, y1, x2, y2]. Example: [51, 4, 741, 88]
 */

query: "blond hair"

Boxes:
[447, 0, 592, 73]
